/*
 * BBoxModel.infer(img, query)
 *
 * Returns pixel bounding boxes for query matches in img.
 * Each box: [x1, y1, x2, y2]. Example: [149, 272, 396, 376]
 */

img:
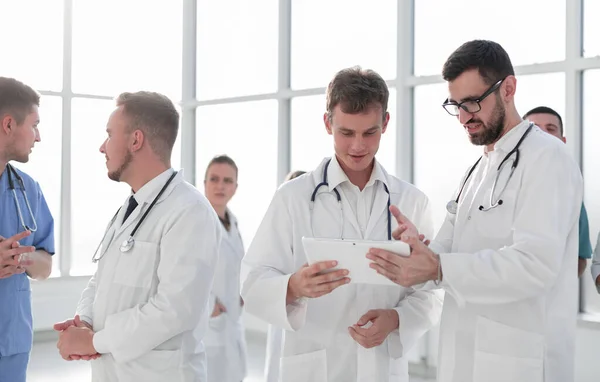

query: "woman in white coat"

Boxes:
[203, 155, 247, 382]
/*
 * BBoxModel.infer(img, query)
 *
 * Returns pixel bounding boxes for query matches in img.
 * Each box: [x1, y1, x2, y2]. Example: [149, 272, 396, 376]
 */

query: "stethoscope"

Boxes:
[92, 171, 177, 263]
[446, 123, 534, 214]
[309, 159, 391, 240]
[4, 164, 38, 233]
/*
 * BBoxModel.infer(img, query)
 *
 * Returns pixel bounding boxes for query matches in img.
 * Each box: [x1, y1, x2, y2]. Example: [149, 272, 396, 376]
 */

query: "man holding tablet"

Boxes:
[240, 66, 443, 382]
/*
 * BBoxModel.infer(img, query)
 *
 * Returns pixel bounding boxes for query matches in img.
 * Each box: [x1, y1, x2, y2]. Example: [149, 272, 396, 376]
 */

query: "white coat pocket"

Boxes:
[113, 241, 159, 288]
[279, 349, 327, 382]
[116, 349, 180, 382]
[473, 316, 543, 382]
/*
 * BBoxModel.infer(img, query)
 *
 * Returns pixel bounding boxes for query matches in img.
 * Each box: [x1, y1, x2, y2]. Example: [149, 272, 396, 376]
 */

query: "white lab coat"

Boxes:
[204, 210, 247, 382]
[264, 324, 284, 382]
[427, 121, 583, 382]
[76, 169, 221, 382]
[240, 157, 443, 382]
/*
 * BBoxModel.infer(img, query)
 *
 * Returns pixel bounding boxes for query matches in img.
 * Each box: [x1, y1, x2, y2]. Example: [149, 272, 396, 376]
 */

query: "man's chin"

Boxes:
[107, 172, 121, 182]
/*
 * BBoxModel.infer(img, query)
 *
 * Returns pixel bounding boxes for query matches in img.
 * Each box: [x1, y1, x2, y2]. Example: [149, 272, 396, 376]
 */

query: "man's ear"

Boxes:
[130, 130, 144, 152]
[1, 115, 14, 134]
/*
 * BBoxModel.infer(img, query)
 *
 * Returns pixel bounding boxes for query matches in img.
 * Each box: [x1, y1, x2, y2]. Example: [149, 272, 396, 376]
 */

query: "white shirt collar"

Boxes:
[130, 168, 176, 205]
[485, 119, 531, 155]
[327, 156, 388, 191]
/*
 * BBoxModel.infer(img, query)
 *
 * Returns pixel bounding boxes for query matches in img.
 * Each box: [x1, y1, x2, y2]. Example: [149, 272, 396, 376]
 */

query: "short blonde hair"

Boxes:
[116, 91, 179, 162]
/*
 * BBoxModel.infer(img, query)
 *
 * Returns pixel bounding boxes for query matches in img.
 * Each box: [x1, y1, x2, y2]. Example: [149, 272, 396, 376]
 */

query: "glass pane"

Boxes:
[584, 0, 600, 57]
[414, 0, 566, 76]
[582, 69, 600, 314]
[13, 96, 62, 277]
[516, 73, 566, 125]
[0, 1, 63, 90]
[414, 84, 481, 233]
[71, 99, 130, 276]
[72, 1, 182, 101]
[195, 101, 278, 248]
[197, 0, 278, 100]
[291, 90, 397, 176]
[414, 72, 565, 233]
[291, 0, 397, 90]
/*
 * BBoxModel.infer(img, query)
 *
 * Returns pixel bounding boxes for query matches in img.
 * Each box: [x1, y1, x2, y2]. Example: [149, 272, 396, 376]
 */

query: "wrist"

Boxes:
[286, 275, 301, 304]
[432, 253, 442, 284]
[388, 309, 399, 330]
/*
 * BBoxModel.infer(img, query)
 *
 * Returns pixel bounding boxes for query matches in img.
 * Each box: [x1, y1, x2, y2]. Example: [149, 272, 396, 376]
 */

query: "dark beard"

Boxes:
[468, 97, 505, 146]
[108, 150, 133, 182]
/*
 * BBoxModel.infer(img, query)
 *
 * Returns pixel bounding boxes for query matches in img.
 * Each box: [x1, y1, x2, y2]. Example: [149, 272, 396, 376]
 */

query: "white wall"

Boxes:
[33, 278, 600, 381]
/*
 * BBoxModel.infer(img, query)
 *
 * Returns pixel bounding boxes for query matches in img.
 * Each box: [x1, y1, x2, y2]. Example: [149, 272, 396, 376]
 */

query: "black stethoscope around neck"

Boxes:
[446, 123, 534, 215]
[4, 163, 38, 233]
[91, 171, 177, 263]
[309, 158, 392, 240]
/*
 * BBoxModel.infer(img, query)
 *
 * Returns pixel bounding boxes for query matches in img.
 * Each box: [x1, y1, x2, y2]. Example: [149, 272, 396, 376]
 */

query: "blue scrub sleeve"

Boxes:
[579, 203, 592, 259]
[31, 181, 55, 255]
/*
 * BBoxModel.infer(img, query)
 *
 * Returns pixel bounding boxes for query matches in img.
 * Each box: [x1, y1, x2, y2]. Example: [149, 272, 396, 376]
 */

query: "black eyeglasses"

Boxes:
[442, 78, 505, 116]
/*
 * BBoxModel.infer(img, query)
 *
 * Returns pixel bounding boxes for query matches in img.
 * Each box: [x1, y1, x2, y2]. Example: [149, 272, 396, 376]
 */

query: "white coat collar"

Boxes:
[485, 119, 531, 155]
[326, 155, 388, 192]
[131, 168, 177, 205]
[117, 169, 183, 234]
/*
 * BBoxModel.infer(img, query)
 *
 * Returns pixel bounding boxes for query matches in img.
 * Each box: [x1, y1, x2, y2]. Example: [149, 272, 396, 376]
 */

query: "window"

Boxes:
[290, 90, 397, 175]
[414, 83, 481, 232]
[0, 1, 63, 91]
[516, 73, 566, 123]
[584, 0, 600, 57]
[414, 0, 566, 76]
[291, 0, 397, 90]
[70, 99, 130, 276]
[195, 100, 278, 248]
[72, 0, 182, 101]
[582, 69, 600, 314]
[196, 0, 278, 100]
[414, 73, 565, 232]
[13, 96, 63, 277]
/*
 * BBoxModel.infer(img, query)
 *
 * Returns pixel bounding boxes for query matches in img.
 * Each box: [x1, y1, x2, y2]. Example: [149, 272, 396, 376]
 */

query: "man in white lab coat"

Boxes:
[240, 66, 443, 382]
[368, 40, 583, 382]
[54, 91, 221, 382]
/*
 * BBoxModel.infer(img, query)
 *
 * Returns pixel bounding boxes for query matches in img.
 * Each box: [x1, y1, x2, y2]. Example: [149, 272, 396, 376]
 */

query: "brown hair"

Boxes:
[116, 91, 179, 162]
[0, 77, 40, 125]
[205, 154, 238, 180]
[325, 66, 389, 121]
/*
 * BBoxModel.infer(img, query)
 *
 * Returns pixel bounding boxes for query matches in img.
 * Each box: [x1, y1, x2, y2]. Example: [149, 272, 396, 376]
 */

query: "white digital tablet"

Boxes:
[301, 237, 410, 286]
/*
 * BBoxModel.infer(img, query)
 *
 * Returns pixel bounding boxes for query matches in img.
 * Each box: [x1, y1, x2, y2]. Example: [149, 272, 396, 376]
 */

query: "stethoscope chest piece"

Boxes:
[446, 200, 458, 215]
[120, 236, 135, 253]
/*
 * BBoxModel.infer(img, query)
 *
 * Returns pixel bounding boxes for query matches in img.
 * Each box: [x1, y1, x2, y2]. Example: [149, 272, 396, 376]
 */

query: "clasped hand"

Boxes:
[54, 315, 100, 361]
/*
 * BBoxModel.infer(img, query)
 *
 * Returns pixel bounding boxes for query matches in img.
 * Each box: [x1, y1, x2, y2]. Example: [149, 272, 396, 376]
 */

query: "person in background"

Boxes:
[0, 76, 55, 382]
[203, 154, 247, 382]
[263, 169, 306, 382]
[523, 106, 592, 277]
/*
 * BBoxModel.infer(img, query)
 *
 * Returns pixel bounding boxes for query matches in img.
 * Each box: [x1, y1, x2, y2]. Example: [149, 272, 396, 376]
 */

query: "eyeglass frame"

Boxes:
[441, 78, 505, 116]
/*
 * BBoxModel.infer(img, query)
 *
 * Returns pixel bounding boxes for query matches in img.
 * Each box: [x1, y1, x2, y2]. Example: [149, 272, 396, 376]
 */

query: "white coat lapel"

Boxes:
[115, 201, 143, 237]
[114, 172, 183, 237]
